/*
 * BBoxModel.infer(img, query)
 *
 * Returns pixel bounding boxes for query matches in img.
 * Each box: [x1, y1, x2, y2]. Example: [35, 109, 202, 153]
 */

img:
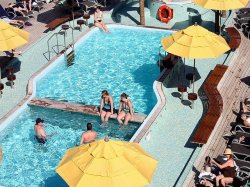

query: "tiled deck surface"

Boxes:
[0, 0, 249, 186]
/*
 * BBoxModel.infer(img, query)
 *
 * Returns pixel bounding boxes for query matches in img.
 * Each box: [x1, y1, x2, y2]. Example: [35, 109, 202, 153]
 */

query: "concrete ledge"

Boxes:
[29, 98, 146, 123]
[131, 60, 178, 143]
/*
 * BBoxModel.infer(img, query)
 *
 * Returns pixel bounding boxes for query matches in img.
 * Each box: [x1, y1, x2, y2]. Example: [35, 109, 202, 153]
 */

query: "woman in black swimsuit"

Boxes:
[212, 148, 236, 187]
[94, 6, 109, 32]
[99, 90, 114, 123]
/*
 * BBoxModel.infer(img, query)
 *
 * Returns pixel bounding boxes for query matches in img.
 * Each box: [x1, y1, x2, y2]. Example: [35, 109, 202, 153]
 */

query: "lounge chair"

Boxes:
[233, 131, 250, 140]
[1, 17, 25, 28]
[236, 8, 250, 15]
[231, 143, 250, 162]
[237, 13, 250, 20]
[228, 167, 250, 187]
[244, 26, 250, 39]
[235, 125, 250, 134]
[78, 0, 97, 12]
[31, 0, 44, 12]
[0, 5, 28, 22]
[236, 18, 250, 28]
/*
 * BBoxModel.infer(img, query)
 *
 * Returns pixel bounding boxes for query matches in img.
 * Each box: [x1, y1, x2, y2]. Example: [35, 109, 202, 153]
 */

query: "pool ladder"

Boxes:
[45, 26, 75, 66]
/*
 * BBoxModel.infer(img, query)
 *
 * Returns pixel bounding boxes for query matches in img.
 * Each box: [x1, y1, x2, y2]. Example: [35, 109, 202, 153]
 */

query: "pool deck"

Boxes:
[0, 0, 250, 186]
[183, 14, 250, 186]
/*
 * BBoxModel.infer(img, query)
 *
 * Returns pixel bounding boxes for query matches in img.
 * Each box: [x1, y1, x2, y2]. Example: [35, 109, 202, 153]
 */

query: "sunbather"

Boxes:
[94, 6, 109, 32]
[212, 148, 236, 187]
[199, 156, 216, 180]
[1, 17, 25, 28]
[8, 3, 28, 16]
[242, 98, 250, 113]
[241, 114, 250, 127]
[23, 0, 32, 11]
[238, 135, 250, 145]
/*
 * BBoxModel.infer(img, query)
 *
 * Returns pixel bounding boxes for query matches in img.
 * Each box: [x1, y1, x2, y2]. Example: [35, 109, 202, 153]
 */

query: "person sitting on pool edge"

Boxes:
[34, 118, 47, 144]
[117, 93, 134, 125]
[80, 123, 97, 144]
[94, 6, 109, 32]
[99, 90, 114, 124]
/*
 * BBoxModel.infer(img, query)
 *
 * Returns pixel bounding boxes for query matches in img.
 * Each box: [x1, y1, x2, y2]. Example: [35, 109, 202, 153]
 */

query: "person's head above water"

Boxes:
[86, 123, 93, 131]
[36, 118, 44, 125]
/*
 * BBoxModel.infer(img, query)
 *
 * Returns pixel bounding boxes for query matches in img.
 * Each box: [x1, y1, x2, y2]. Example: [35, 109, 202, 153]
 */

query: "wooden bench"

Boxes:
[46, 17, 70, 30]
[225, 27, 241, 50]
[191, 64, 228, 144]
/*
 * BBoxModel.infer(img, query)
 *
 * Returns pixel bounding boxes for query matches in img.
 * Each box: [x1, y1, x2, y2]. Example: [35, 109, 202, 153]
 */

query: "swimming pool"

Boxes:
[36, 25, 173, 114]
[0, 106, 140, 187]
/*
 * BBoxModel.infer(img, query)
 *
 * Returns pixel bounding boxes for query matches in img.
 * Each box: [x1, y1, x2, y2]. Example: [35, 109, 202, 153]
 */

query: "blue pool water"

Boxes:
[0, 106, 140, 187]
[36, 26, 173, 114]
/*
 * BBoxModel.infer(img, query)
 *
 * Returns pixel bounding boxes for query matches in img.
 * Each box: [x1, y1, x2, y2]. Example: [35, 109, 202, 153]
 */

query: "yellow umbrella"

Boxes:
[192, 0, 249, 34]
[0, 21, 29, 81]
[161, 24, 230, 59]
[56, 137, 158, 187]
[192, 0, 249, 10]
[161, 24, 230, 92]
[0, 20, 29, 51]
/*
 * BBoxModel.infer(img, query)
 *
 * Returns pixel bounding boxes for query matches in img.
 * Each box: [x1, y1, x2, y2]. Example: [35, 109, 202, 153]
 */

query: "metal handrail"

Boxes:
[46, 24, 75, 61]
[47, 31, 66, 60]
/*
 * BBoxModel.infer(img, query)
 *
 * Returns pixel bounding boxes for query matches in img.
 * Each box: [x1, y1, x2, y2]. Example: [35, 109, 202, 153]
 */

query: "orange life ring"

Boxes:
[158, 5, 173, 23]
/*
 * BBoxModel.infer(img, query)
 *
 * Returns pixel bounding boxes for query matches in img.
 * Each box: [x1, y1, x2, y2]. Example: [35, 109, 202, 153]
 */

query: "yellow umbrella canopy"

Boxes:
[161, 24, 230, 59]
[0, 20, 29, 51]
[56, 138, 158, 187]
[161, 24, 230, 93]
[192, 0, 249, 10]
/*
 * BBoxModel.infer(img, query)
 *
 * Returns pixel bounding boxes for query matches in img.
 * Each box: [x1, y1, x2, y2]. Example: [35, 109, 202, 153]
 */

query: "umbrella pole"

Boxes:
[192, 59, 195, 93]
[215, 10, 220, 34]
[219, 10, 221, 35]
[183, 58, 185, 85]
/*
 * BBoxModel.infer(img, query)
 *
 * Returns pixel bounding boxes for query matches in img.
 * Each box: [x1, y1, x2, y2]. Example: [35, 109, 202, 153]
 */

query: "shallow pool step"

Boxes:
[28, 98, 147, 123]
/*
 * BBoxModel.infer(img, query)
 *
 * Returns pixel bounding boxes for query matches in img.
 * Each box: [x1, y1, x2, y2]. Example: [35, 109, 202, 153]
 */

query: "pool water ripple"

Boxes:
[36, 27, 173, 114]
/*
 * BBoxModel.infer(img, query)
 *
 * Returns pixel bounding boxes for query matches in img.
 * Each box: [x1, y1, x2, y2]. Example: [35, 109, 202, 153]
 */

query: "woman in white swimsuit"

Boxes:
[94, 6, 109, 32]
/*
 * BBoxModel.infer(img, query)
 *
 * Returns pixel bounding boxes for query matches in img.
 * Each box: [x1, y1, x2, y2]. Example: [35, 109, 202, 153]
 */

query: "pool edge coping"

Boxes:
[0, 24, 176, 139]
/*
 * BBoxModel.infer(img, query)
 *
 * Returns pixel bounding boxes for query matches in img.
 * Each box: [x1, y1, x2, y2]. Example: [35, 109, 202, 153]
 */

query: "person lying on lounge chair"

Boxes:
[238, 135, 250, 145]
[8, 3, 28, 16]
[241, 114, 250, 127]
[242, 98, 250, 114]
[1, 17, 25, 28]
[212, 148, 236, 187]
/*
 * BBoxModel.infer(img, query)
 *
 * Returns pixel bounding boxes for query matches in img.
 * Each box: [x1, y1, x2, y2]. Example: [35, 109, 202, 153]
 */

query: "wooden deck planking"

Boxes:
[184, 26, 250, 186]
